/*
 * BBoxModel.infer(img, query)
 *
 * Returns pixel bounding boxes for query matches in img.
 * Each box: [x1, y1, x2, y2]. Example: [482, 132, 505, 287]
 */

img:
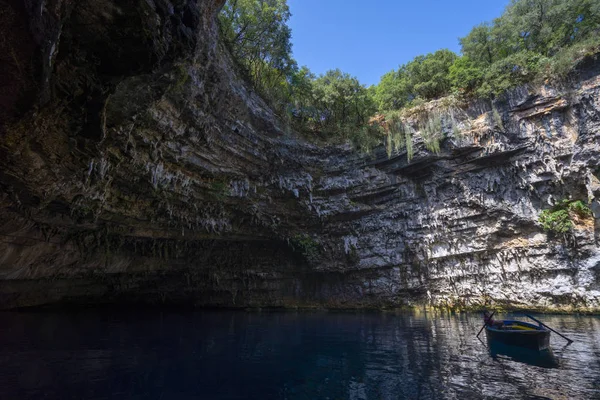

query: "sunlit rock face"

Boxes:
[1, 0, 599, 311]
[316, 78, 600, 312]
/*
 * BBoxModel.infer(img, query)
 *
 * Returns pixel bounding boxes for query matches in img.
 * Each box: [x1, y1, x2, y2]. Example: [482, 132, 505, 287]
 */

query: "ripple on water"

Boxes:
[0, 310, 598, 400]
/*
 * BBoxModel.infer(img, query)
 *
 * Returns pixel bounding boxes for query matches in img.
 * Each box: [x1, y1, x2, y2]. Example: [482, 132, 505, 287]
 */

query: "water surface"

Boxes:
[1, 310, 599, 399]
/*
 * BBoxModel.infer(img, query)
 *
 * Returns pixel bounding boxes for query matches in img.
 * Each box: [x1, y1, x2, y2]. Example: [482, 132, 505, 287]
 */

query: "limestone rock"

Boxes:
[0, 0, 598, 312]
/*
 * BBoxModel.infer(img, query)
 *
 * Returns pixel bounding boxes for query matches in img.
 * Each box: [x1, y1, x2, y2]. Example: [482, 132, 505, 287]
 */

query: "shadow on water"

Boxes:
[487, 341, 560, 369]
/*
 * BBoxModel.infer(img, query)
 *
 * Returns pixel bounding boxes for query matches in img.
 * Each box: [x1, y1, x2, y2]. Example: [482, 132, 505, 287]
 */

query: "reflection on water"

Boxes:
[0, 310, 599, 400]
[487, 341, 560, 369]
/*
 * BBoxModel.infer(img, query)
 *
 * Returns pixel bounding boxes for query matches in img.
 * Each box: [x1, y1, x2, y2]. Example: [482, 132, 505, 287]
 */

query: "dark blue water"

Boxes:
[0, 310, 599, 400]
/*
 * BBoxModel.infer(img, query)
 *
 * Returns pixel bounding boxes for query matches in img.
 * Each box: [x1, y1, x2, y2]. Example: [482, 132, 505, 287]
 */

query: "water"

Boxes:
[0, 310, 599, 400]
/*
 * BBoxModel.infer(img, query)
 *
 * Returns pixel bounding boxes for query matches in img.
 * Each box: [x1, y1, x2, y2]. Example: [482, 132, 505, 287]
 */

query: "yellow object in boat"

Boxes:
[504, 324, 536, 331]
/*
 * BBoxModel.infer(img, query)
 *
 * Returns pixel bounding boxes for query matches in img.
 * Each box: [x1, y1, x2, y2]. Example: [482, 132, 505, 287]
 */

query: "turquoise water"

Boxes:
[0, 310, 599, 399]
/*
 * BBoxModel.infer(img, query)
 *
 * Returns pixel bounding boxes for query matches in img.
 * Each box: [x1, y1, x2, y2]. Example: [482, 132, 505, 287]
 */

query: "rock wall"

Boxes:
[1, 0, 599, 311]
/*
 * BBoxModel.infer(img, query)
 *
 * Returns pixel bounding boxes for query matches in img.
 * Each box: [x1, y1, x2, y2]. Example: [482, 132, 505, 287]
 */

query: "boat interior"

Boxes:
[493, 320, 544, 331]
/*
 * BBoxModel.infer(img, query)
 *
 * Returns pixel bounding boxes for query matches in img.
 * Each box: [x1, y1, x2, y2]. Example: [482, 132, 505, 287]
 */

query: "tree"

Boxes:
[218, 1, 381, 148]
[456, 0, 600, 96]
[478, 51, 547, 97]
[460, 23, 497, 67]
[461, 0, 600, 62]
[219, 0, 295, 108]
[406, 49, 458, 99]
[373, 68, 411, 111]
[288, 66, 318, 125]
[449, 56, 485, 93]
[373, 49, 458, 112]
[311, 69, 376, 132]
[219, 0, 600, 149]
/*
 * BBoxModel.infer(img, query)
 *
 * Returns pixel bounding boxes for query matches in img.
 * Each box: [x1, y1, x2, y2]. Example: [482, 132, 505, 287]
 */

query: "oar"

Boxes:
[476, 310, 495, 339]
[524, 313, 574, 344]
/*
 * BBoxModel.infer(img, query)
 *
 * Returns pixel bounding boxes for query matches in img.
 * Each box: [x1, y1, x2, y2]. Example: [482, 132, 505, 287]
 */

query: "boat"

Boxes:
[485, 320, 551, 351]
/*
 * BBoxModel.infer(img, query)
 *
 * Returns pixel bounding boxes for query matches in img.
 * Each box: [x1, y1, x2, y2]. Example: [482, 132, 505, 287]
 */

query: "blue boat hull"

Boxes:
[485, 320, 551, 351]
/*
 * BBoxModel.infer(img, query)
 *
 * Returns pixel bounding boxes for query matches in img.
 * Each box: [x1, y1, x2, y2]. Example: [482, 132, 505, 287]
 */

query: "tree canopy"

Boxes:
[219, 1, 377, 148]
[219, 0, 296, 111]
[219, 0, 600, 151]
[373, 49, 458, 111]
[453, 0, 600, 97]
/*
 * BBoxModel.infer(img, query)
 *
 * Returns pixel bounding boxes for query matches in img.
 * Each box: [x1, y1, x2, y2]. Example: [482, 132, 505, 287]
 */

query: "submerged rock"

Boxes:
[0, 0, 598, 312]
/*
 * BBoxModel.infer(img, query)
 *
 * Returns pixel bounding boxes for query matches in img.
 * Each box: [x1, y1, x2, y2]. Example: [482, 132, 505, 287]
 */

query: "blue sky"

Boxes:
[288, 0, 510, 86]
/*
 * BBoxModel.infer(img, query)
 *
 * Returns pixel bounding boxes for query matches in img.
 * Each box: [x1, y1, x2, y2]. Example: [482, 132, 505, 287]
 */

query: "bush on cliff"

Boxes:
[539, 200, 593, 234]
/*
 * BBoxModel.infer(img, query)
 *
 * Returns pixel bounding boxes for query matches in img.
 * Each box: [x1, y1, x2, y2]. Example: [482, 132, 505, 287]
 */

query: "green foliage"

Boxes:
[373, 49, 458, 111]
[420, 113, 444, 153]
[220, 0, 600, 155]
[289, 68, 379, 150]
[384, 111, 413, 159]
[477, 51, 549, 97]
[460, 0, 600, 62]
[220, 1, 380, 150]
[383, 107, 460, 160]
[220, 0, 294, 75]
[492, 106, 505, 131]
[497, 0, 600, 56]
[210, 181, 230, 200]
[449, 56, 485, 93]
[290, 234, 320, 261]
[569, 200, 593, 217]
[408, 49, 458, 100]
[459, 23, 496, 66]
[309, 69, 376, 130]
[219, 0, 296, 114]
[373, 70, 410, 111]
[405, 125, 414, 160]
[376, 0, 600, 102]
[539, 208, 572, 233]
[346, 123, 382, 154]
[539, 199, 593, 234]
[538, 35, 600, 81]
[454, 0, 600, 95]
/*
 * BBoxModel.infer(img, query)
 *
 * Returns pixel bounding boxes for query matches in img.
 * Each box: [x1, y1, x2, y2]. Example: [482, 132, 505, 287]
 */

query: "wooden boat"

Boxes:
[485, 320, 551, 351]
